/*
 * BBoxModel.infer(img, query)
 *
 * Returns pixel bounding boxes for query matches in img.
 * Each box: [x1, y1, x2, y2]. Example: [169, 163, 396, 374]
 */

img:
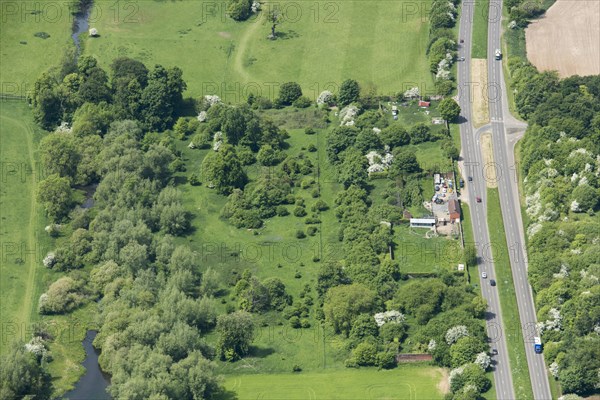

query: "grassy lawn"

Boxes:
[486, 188, 534, 400]
[0, 0, 73, 94]
[218, 366, 448, 400]
[471, 0, 490, 59]
[83, 0, 434, 99]
[0, 100, 92, 396]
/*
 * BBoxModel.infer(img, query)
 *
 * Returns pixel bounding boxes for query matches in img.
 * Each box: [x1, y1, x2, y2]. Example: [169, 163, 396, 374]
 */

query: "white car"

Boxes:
[481, 271, 487, 279]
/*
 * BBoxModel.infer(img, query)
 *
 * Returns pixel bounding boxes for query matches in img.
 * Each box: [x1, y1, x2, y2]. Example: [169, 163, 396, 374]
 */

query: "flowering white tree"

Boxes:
[25, 336, 49, 359]
[43, 252, 56, 269]
[373, 310, 405, 327]
[474, 352, 491, 370]
[317, 90, 333, 106]
[403, 87, 420, 99]
[213, 131, 223, 151]
[197, 111, 207, 122]
[449, 366, 465, 385]
[558, 394, 583, 400]
[549, 361, 560, 378]
[428, 339, 437, 352]
[339, 105, 359, 126]
[445, 325, 469, 345]
[251, 1, 260, 12]
[204, 95, 221, 107]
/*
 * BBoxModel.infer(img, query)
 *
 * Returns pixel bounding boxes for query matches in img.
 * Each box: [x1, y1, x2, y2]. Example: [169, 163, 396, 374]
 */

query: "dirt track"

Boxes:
[525, 0, 600, 77]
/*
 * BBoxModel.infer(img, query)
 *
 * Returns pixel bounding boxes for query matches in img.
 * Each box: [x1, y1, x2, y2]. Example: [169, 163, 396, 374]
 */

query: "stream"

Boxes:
[63, 331, 111, 399]
[71, 0, 93, 54]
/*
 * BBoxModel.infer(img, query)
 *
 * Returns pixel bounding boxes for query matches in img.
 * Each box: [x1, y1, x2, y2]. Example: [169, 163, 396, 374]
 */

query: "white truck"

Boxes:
[495, 49, 502, 60]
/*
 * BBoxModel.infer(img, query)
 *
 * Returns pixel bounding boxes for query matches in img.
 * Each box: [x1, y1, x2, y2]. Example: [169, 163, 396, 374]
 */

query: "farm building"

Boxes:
[410, 218, 436, 228]
[418, 100, 430, 107]
[448, 199, 460, 221]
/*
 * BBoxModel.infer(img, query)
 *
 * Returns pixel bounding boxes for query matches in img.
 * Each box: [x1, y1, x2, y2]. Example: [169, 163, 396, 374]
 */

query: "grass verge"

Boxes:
[486, 188, 534, 400]
[472, 0, 490, 58]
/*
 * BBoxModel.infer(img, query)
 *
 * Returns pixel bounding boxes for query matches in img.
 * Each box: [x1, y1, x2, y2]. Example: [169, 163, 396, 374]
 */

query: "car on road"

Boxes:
[476, 196, 482, 203]
[457, 56, 465, 61]
[460, 39, 464, 43]
[490, 279, 496, 286]
[468, 176, 473, 182]
[491, 348, 498, 355]
[481, 271, 487, 279]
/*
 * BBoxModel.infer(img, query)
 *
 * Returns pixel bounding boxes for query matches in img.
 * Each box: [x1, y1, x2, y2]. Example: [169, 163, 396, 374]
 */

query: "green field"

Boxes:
[471, 0, 489, 59]
[0, 100, 92, 396]
[0, 0, 73, 95]
[219, 366, 448, 400]
[83, 0, 434, 98]
[486, 188, 534, 400]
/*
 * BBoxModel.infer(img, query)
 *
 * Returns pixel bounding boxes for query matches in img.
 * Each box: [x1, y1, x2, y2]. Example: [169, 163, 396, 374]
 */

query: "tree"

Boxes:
[201, 144, 247, 194]
[338, 149, 369, 189]
[216, 311, 255, 361]
[278, 82, 303, 105]
[37, 174, 75, 222]
[338, 79, 360, 106]
[380, 125, 410, 148]
[450, 336, 487, 367]
[316, 261, 350, 297]
[439, 98, 461, 122]
[227, 0, 252, 21]
[571, 184, 598, 212]
[40, 133, 80, 181]
[324, 283, 377, 336]
[267, 9, 283, 38]
[409, 123, 431, 144]
[443, 140, 460, 160]
[38, 276, 85, 314]
[390, 148, 421, 176]
[0, 343, 52, 399]
[257, 144, 284, 166]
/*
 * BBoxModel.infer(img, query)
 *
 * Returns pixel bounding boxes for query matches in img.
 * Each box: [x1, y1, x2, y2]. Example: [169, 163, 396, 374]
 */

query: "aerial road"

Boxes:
[456, 2, 516, 399]
[486, 0, 553, 398]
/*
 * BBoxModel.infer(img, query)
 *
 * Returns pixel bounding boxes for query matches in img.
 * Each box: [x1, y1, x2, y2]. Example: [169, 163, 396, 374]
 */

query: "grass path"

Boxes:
[232, 8, 264, 83]
[0, 110, 38, 328]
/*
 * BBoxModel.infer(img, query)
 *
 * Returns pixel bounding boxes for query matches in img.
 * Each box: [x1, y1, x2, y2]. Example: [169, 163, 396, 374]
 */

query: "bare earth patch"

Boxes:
[218, 31, 232, 39]
[433, 368, 450, 394]
[471, 59, 489, 127]
[525, 0, 600, 77]
[480, 132, 498, 188]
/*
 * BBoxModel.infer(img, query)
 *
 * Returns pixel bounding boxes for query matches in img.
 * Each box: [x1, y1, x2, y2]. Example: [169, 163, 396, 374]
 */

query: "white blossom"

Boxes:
[558, 394, 583, 400]
[553, 264, 569, 279]
[204, 95, 221, 107]
[339, 105, 359, 126]
[446, 325, 469, 345]
[508, 20, 517, 29]
[251, 1, 260, 12]
[43, 252, 56, 269]
[316, 90, 333, 105]
[475, 352, 491, 370]
[372, 127, 381, 134]
[578, 176, 589, 186]
[25, 336, 48, 358]
[55, 121, 72, 133]
[374, 310, 405, 327]
[428, 339, 437, 352]
[527, 222, 543, 238]
[570, 200, 581, 212]
[403, 87, 420, 99]
[550, 362, 560, 378]
[197, 111, 207, 122]
[212, 131, 223, 151]
[449, 366, 465, 385]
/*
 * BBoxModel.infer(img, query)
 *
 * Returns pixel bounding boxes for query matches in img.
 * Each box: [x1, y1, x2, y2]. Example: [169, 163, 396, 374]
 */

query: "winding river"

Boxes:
[63, 331, 110, 399]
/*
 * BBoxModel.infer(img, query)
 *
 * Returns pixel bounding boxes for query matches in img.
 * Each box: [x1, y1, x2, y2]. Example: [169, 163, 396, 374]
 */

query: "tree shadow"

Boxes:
[276, 30, 300, 40]
[249, 345, 276, 358]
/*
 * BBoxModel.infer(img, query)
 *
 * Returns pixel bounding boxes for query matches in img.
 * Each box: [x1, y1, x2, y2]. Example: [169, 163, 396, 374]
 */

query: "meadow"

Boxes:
[0, 0, 74, 95]
[218, 366, 449, 400]
[83, 0, 435, 99]
[0, 100, 93, 395]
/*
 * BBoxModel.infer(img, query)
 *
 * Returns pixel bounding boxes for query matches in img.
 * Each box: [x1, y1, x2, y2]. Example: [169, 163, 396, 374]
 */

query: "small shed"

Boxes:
[418, 100, 430, 108]
[448, 199, 460, 221]
[458, 263, 465, 271]
[89, 28, 99, 37]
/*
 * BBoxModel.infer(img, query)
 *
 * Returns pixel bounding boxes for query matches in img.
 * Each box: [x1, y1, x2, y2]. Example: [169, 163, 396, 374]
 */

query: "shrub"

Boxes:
[376, 351, 397, 369]
[311, 188, 320, 198]
[296, 230, 306, 239]
[301, 319, 311, 328]
[278, 82, 303, 105]
[304, 216, 320, 224]
[307, 226, 318, 236]
[311, 200, 329, 212]
[189, 173, 201, 186]
[276, 205, 289, 216]
[352, 342, 377, 366]
[293, 96, 312, 108]
[289, 316, 301, 328]
[338, 79, 360, 106]
[307, 144, 317, 152]
[292, 364, 302, 372]
[304, 128, 316, 135]
[293, 206, 307, 217]
[227, 0, 252, 21]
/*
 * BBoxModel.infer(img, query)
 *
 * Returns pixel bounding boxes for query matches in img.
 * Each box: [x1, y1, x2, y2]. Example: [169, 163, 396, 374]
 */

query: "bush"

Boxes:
[352, 342, 378, 366]
[339, 79, 360, 106]
[293, 96, 312, 108]
[292, 364, 302, 372]
[276, 205, 289, 216]
[304, 216, 320, 224]
[289, 316, 301, 328]
[227, 0, 252, 21]
[301, 319, 311, 328]
[305, 128, 316, 135]
[189, 173, 201, 186]
[293, 206, 307, 217]
[376, 351, 397, 369]
[312, 200, 329, 211]
[307, 144, 317, 152]
[294, 271, 302, 278]
[307, 226, 318, 236]
[311, 188, 320, 198]
[278, 82, 303, 105]
[295, 230, 306, 239]
[237, 146, 256, 165]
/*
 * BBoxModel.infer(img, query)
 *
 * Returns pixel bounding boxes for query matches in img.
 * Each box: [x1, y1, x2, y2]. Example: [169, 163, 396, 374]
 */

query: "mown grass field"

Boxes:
[486, 188, 534, 400]
[83, 0, 434, 99]
[218, 366, 448, 400]
[0, 0, 73, 95]
[0, 100, 94, 396]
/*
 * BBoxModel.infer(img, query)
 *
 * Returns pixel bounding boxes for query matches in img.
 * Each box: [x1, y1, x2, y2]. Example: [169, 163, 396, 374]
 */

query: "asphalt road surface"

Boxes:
[456, 2, 516, 399]
[486, 1, 552, 398]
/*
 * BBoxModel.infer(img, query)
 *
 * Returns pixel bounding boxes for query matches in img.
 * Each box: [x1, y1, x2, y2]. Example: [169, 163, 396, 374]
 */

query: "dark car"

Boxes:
[490, 279, 496, 286]
[492, 348, 498, 355]
[476, 196, 482, 203]
[460, 39, 464, 43]
[468, 176, 473, 182]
